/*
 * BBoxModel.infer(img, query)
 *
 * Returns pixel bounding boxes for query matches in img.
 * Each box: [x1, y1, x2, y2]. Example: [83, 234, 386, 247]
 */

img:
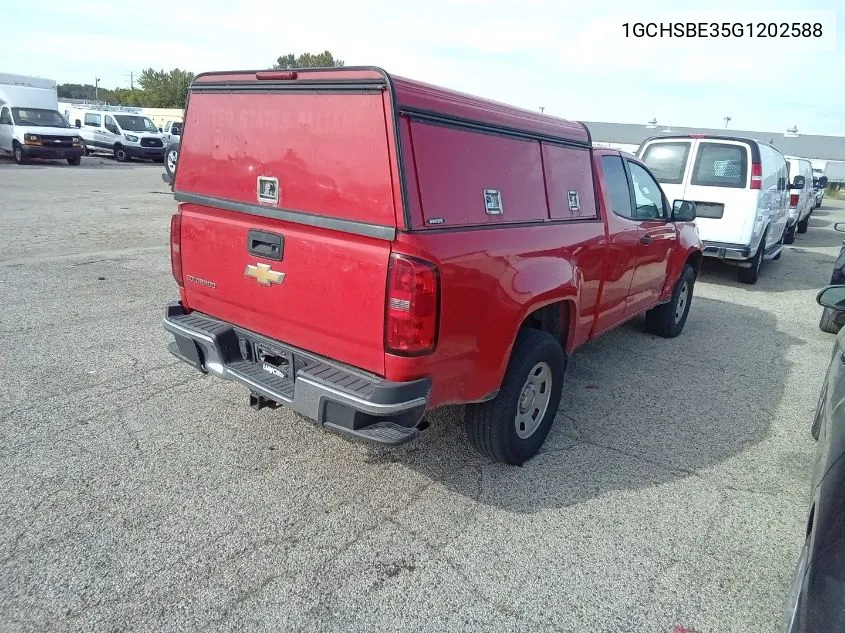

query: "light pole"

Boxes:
[724, 116, 731, 129]
[95, 77, 101, 102]
[539, 106, 545, 113]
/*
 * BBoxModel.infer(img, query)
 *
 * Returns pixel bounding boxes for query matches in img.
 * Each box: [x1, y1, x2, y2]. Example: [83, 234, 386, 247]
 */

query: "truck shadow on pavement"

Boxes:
[697, 250, 835, 292]
[372, 296, 801, 512]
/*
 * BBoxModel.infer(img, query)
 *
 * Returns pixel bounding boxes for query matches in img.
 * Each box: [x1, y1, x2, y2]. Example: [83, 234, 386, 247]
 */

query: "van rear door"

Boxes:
[680, 140, 758, 245]
[172, 70, 400, 375]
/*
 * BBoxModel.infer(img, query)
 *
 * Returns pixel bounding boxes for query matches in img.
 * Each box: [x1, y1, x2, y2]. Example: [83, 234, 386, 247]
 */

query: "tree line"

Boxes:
[57, 52, 344, 109]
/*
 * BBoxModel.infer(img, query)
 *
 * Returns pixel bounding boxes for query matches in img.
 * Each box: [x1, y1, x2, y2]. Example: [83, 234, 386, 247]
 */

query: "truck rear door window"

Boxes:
[600, 155, 633, 218]
[691, 143, 747, 188]
[640, 142, 690, 184]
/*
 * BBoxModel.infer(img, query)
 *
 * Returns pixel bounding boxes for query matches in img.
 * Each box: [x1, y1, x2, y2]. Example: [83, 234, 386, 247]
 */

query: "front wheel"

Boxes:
[164, 144, 179, 179]
[114, 145, 129, 162]
[67, 156, 81, 166]
[13, 142, 25, 164]
[464, 328, 565, 465]
[797, 215, 810, 234]
[784, 223, 796, 245]
[645, 264, 695, 338]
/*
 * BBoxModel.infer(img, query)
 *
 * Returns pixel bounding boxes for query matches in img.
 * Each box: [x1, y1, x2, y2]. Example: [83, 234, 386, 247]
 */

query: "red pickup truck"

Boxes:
[164, 67, 702, 464]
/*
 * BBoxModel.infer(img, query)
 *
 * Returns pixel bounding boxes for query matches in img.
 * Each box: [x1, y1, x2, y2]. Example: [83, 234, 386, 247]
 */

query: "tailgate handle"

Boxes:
[248, 230, 283, 261]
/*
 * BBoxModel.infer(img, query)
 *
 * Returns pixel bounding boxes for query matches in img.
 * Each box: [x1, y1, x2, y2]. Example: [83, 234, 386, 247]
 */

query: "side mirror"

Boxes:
[158, 127, 163, 132]
[672, 200, 696, 222]
[75, 121, 81, 128]
[817, 285, 845, 310]
[819, 176, 829, 187]
[790, 175, 806, 189]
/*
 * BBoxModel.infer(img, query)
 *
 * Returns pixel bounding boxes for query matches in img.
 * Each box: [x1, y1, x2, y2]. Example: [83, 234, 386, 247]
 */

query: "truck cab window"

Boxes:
[600, 155, 633, 219]
[628, 162, 665, 220]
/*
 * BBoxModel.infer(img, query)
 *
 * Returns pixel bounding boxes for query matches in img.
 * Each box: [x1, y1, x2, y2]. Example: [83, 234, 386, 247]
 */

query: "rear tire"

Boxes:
[819, 307, 843, 334]
[464, 328, 565, 465]
[645, 264, 695, 338]
[67, 156, 81, 166]
[738, 234, 765, 285]
[164, 144, 179, 179]
[114, 145, 129, 162]
[797, 215, 810, 234]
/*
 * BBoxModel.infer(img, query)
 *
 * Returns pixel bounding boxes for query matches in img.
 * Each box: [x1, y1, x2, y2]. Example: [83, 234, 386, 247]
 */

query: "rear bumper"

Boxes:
[702, 240, 751, 261]
[21, 145, 83, 159]
[163, 302, 430, 446]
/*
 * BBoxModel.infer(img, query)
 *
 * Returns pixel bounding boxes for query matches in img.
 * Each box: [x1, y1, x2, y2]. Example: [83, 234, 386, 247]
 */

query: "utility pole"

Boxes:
[95, 77, 101, 102]
[724, 116, 731, 129]
[129, 71, 134, 90]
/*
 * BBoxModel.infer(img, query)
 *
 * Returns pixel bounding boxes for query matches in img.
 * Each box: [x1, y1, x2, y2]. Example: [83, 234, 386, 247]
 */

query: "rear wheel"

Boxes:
[797, 215, 810, 234]
[13, 142, 25, 164]
[738, 233, 765, 285]
[464, 328, 565, 465]
[645, 264, 695, 338]
[114, 145, 129, 162]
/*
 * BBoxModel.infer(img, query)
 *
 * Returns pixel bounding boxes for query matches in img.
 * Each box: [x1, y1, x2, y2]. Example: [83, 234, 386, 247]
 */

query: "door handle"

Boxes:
[640, 235, 653, 245]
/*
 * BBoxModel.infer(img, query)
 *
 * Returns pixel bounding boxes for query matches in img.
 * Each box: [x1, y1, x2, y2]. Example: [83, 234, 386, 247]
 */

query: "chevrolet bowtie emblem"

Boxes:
[244, 263, 285, 286]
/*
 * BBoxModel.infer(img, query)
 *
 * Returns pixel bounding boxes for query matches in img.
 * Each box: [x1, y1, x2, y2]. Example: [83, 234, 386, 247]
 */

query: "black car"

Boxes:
[785, 284, 845, 632]
[819, 223, 845, 334]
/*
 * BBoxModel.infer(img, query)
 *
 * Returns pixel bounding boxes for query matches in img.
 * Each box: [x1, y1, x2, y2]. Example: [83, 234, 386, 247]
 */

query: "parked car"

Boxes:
[784, 156, 815, 243]
[819, 221, 845, 334]
[784, 284, 845, 632]
[161, 119, 182, 145]
[69, 107, 165, 162]
[812, 174, 828, 210]
[638, 135, 792, 284]
[0, 73, 84, 165]
[162, 67, 703, 464]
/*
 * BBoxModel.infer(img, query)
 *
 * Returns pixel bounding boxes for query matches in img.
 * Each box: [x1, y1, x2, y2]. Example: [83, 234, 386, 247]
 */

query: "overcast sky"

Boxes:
[8, 0, 843, 135]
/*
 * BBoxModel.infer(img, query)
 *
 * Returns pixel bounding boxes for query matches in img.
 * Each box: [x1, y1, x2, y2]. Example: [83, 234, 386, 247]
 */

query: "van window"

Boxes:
[691, 143, 748, 188]
[628, 162, 666, 220]
[114, 115, 158, 133]
[84, 113, 101, 127]
[640, 142, 690, 184]
[600, 155, 633, 218]
[0, 108, 11, 125]
[104, 115, 119, 134]
[171, 122, 182, 135]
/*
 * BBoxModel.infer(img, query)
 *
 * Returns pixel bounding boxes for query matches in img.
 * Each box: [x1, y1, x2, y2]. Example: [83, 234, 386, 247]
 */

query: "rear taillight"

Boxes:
[750, 163, 762, 189]
[385, 254, 439, 356]
[170, 212, 183, 287]
[790, 194, 799, 208]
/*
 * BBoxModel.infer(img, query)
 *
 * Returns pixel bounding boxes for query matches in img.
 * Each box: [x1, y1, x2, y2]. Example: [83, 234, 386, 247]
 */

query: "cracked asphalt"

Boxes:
[1, 157, 841, 632]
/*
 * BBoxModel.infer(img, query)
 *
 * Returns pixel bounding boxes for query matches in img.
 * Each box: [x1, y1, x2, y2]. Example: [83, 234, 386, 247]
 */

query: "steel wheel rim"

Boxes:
[116, 149, 125, 161]
[674, 282, 689, 323]
[167, 150, 178, 172]
[515, 361, 552, 439]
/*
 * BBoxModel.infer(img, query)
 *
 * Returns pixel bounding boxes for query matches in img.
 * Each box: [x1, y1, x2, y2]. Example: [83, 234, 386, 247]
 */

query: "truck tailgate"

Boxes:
[173, 75, 398, 375]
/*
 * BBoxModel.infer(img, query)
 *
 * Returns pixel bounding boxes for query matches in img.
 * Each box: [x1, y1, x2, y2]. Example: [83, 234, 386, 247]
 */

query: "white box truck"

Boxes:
[0, 73, 84, 165]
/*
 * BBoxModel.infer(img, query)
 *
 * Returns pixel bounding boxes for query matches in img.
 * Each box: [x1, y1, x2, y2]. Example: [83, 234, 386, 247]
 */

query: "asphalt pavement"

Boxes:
[1, 156, 841, 632]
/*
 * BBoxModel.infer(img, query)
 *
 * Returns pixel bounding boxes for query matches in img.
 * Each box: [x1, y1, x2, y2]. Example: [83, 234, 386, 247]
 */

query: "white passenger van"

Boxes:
[638, 135, 791, 284]
[784, 156, 814, 242]
[69, 107, 165, 162]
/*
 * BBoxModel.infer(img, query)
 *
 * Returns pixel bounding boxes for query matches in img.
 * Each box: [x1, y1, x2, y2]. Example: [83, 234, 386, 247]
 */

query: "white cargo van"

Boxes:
[638, 135, 791, 284]
[69, 107, 165, 162]
[784, 156, 814, 242]
[0, 73, 84, 165]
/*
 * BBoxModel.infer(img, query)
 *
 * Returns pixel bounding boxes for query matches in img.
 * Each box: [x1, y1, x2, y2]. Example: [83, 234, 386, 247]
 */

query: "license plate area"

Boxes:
[694, 201, 725, 219]
[255, 343, 292, 380]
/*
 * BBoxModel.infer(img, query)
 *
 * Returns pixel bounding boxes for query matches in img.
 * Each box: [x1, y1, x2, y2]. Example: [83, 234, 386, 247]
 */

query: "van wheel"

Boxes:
[738, 234, 765, 285]
[784, 223, 796, 245]
[464, 328, 565, 465]
[114, 145, 129, 162]
[13, 142, 25, 164]
[820, 307, 844, 334]
[797, 215, 810, 234]
[66, 156, 81, 166]
[645, 265, 695, 338]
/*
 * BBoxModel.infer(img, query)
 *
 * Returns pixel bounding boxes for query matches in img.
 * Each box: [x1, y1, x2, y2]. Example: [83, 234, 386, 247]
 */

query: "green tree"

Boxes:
[137, 68, 195, 107]
[57, 83, 116, 102]
[273, 51, 344, 69]
[112, 88, 145, 107]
